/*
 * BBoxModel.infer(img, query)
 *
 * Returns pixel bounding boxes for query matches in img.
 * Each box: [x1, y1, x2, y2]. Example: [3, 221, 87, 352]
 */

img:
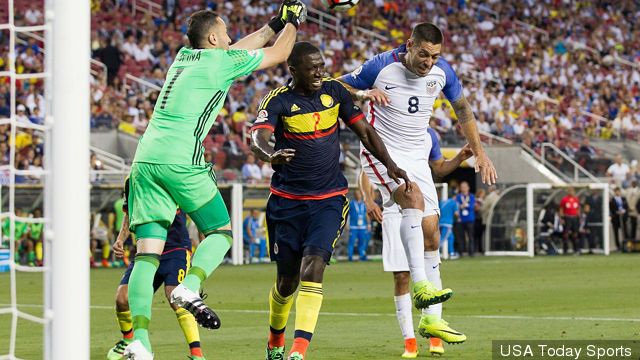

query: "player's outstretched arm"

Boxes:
[358, 170, 383, 222]
[337, 80, 390, 106]
[450, 95, 498, 185]
[349, 119, 412, 190]
[230, 0, 302, 51]
[255, 1, 306, 70]
[250, 128, 295, 164]
[230, 25, 276, 51]
[431, 143, 473, 179]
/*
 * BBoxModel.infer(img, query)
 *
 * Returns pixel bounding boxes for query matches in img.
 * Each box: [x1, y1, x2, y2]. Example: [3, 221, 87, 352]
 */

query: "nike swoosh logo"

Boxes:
[411, 225, 420, 228]
[439, 329, 464, 335]
[432, 264, 439, 269]
[385, 85, 397, 90]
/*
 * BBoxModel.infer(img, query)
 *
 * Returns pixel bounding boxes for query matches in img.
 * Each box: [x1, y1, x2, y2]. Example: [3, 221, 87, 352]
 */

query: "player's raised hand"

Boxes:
[458, 143, 474, 161]
[387, 164, 413, 192]
[362, 88, 390, 106]
[281, 0, 307, 28]
[474, 152, 497, 185]
[269, 148, 296, 164]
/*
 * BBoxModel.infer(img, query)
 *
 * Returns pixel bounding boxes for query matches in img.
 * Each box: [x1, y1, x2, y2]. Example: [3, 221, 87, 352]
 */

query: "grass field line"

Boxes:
[2, 303, 639, 323]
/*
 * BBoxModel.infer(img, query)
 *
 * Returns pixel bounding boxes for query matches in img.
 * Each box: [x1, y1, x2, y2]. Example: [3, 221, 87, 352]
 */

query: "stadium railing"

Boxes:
[122, 73, 161, 94]
[131, 0, 163, 19]
[539, 142, 601, 184]
[306, 6, 340, 34]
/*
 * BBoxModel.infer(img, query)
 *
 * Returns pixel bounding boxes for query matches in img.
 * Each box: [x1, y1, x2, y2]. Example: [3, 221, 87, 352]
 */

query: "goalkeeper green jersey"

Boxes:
[134, 47, 264, 165]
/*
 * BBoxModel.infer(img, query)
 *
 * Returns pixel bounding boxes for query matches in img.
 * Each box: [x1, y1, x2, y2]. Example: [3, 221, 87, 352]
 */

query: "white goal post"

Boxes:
[485, 183, 610, 258]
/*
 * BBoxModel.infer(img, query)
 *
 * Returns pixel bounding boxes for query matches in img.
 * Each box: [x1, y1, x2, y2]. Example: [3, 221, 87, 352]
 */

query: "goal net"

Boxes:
[484, 183, 610, 257]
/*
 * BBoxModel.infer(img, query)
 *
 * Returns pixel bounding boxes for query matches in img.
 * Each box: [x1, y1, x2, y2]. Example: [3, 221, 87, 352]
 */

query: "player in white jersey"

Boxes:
[340, 22, 497, 349]
[360, 128, 472, 358]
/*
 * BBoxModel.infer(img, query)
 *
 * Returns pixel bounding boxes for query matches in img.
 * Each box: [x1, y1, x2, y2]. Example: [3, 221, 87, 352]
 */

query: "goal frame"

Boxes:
[484, 183, 610, 258]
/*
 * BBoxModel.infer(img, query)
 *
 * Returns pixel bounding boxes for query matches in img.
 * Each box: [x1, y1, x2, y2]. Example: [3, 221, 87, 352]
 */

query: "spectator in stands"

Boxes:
[223, 136, 244, 168]
[476, 113, 491, 133]
[164, 0, 181, 24]
[578, 137, 597, 159]
[559, 187, 580, 255]
[121, 34, 139, 58]
[607, 155, 630, 186]
[25, 3, 43, 25]
[609, 187, 630, 252]
[261, 161, 275, 182]
[231, 105, 249, 134]
[28, 155, 43, 183]
[29, 107, 44, 125]
[241, 153, 262, 184]
[0, 97, 9, 118]
[25, 86, 45, 115]
[455, 181, 476, 256]
[15, 104, 31, 125]
[625, 181, 640, 242]
[93, 37, 122, 86]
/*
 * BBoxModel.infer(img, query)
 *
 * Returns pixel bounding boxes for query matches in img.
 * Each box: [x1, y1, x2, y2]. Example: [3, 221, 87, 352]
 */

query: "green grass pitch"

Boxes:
[0, 255, 638, 359]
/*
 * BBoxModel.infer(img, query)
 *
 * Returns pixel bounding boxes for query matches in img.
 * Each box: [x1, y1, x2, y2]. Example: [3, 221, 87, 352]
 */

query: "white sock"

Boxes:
[400, 208, 427, 283]
[394, 293, 415, 339]
[422, 250, 442, 320]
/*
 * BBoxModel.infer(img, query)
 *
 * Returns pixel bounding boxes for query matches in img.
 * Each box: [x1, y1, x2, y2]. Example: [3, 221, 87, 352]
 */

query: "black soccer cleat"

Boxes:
[170, 284, 221, 330]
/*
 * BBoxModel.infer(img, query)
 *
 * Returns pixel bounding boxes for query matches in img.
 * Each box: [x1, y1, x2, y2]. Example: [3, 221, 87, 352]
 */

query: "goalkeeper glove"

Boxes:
[268, 0, 307, 32]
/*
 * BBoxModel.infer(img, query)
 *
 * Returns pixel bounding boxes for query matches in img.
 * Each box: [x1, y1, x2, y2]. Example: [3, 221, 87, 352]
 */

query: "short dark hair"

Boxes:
[411, 22, 443, 44]
[187, 10, 220, 49]
[287, 42, 321, 67]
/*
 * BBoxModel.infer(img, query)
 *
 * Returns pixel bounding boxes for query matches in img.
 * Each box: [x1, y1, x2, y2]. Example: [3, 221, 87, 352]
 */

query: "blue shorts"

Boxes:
[120, 248, 191, 291]
[266, 194, 349, 264]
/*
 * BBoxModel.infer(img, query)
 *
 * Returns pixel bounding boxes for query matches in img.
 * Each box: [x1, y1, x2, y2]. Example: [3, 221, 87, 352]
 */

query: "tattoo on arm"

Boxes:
[258, 26, 275, 44]
[451, 96, 474, 125]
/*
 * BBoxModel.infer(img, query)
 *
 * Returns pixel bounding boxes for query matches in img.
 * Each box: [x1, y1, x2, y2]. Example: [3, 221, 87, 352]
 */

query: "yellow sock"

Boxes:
[176, 308, 202, 356]
[116, 310, 134, 339]
[269, 285, 294, 331]
[291, 281, 323, 355]
[268, 285, 293, 348]
[35, 242, 43, 262]
[102, 243, 111, 260]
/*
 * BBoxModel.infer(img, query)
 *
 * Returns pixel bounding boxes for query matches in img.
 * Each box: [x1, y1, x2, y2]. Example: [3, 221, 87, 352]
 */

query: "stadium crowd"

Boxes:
[2, 0, 640, 265]
[2, 0, 640, 182]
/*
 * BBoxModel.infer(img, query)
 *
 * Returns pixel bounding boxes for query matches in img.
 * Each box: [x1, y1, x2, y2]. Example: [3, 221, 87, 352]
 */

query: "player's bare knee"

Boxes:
[393, 272, 411, 295]
[422, 216, 440, 251]
[276, 275, 299, 297]
[394, 185, 424, 210]
[115, 286, 129, 311]
[300, 255, 326, 283]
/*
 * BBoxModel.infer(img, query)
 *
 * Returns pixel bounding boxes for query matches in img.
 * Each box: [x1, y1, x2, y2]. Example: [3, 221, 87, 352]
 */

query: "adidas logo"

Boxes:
[291, 104, 300, 112]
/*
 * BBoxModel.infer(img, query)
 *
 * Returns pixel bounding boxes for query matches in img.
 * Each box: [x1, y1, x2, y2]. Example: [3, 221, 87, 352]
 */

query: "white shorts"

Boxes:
[381, 203, 445, 272]
[381, 205, 407, 272]
[361, 150, 439, 215]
